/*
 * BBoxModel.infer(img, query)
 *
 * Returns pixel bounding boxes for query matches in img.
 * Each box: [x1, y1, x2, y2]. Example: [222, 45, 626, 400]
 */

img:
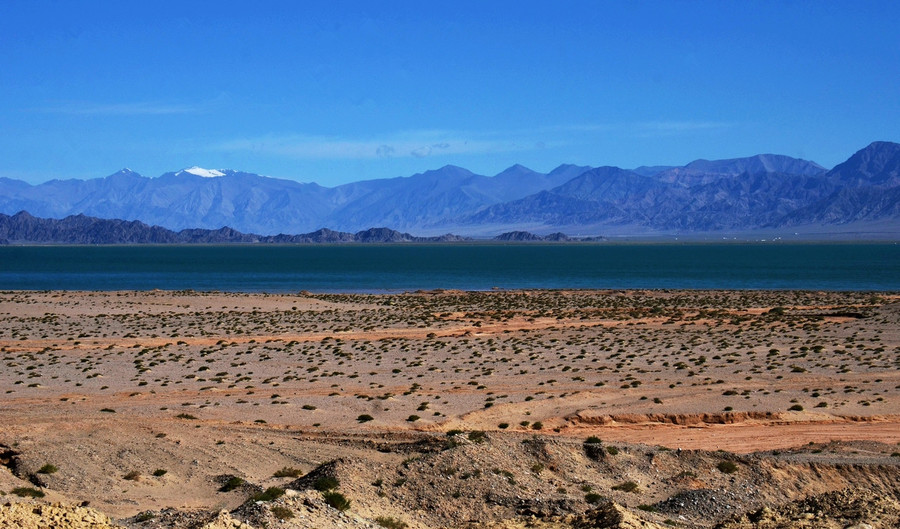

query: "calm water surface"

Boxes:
[0, 244, 897, 292]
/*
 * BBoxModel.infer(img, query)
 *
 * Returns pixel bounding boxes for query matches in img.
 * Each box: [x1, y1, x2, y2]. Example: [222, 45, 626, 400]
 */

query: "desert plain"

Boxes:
[1, 288, 898, 528]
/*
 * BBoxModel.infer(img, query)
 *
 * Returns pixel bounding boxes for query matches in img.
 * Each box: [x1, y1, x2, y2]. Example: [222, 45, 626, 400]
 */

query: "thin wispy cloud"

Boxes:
[633, 120, 733, 136]
[213, 121, 732, 161]
[214, 131, 535, 160]
[37, 101, 202, 116]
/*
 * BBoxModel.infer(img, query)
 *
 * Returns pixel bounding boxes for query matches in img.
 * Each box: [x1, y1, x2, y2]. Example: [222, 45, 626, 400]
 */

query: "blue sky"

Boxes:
[1, 1, 897, 186]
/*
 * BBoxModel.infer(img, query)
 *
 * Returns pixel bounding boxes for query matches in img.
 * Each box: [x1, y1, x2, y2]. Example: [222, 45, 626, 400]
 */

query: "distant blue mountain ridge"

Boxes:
[0, 141, 898, 238]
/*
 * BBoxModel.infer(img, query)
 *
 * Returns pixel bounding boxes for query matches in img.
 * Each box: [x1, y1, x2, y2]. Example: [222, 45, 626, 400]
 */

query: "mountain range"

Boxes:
[0, 212, 472, 245]
[0, 141, 898, 239]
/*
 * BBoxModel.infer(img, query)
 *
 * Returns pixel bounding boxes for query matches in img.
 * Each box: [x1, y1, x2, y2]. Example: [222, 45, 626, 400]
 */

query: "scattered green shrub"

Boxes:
[357, 414, 374, 423]
[12, 487, 44, 498]
[375, 516, 408, 529]
[270, 506, 294, 520]
[323, 490, 351, 511]
[273, 467, 304, 478]
[612, 481, 639, 493]
[37, 464, 58, 474]
[717, 461, 738, 474]
[252, 487, 285, 502]
[468, 430, 487, 443]
[313, 476, 340, 492]
[152, 469, 167, 477]
[219, 476, 245, 492]
[585, 492, 603, 504]
[583, 436, 604, 460]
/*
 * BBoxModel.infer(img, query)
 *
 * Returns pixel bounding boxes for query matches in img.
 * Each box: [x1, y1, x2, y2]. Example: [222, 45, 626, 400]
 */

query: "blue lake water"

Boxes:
[0, 244, 898, 292]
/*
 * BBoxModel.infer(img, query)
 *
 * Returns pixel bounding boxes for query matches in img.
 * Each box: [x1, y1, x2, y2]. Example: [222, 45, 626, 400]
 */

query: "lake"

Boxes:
[0, 243, 898, 292]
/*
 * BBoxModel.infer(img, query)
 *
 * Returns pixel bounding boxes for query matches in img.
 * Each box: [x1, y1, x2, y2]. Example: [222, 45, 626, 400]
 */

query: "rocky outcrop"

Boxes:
[0, 502, 124, 529]
[715, 488, 900, 528]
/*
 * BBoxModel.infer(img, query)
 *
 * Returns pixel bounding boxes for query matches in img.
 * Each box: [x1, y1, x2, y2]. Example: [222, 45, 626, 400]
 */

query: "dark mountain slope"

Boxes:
[0, 211, 468, 245]
[776, 185, 900, 226]
[824, 140, 900, 188]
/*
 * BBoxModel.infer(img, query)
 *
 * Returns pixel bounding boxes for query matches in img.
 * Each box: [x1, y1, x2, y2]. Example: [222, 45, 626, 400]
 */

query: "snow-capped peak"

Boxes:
[179, 166, 225, 178]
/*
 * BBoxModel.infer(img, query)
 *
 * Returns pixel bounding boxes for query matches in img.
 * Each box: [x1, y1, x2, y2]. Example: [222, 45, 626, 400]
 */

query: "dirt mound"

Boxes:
[0, 502, 124, 529]
[715, 488, 900, 528]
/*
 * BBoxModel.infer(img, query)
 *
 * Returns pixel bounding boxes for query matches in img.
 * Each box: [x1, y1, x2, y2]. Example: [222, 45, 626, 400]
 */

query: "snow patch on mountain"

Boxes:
[178, 166, 225, 178]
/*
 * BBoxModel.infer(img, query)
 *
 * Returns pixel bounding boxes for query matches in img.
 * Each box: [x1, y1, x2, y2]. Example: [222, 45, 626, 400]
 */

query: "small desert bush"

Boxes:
[313, 476, 340, 492]
[323, 490, 351, 511]
[584, 492, 603, 504]
[467, 430, 487, 443]
[273, 467, 303, 478]
[219, 476, 245, 492]
[717, 461, 738, 474]
[252, 487, 285, 502]
[583, 436, 604, 460]
[612, 481, 639, 493]
[12, 487, 44, 498]
[152, 469, 167, 477]
[357, 414, 374, 423]
[375, 516, 408, 529]
[270, 505, 294, 520]
[37, 464, 58, 474]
